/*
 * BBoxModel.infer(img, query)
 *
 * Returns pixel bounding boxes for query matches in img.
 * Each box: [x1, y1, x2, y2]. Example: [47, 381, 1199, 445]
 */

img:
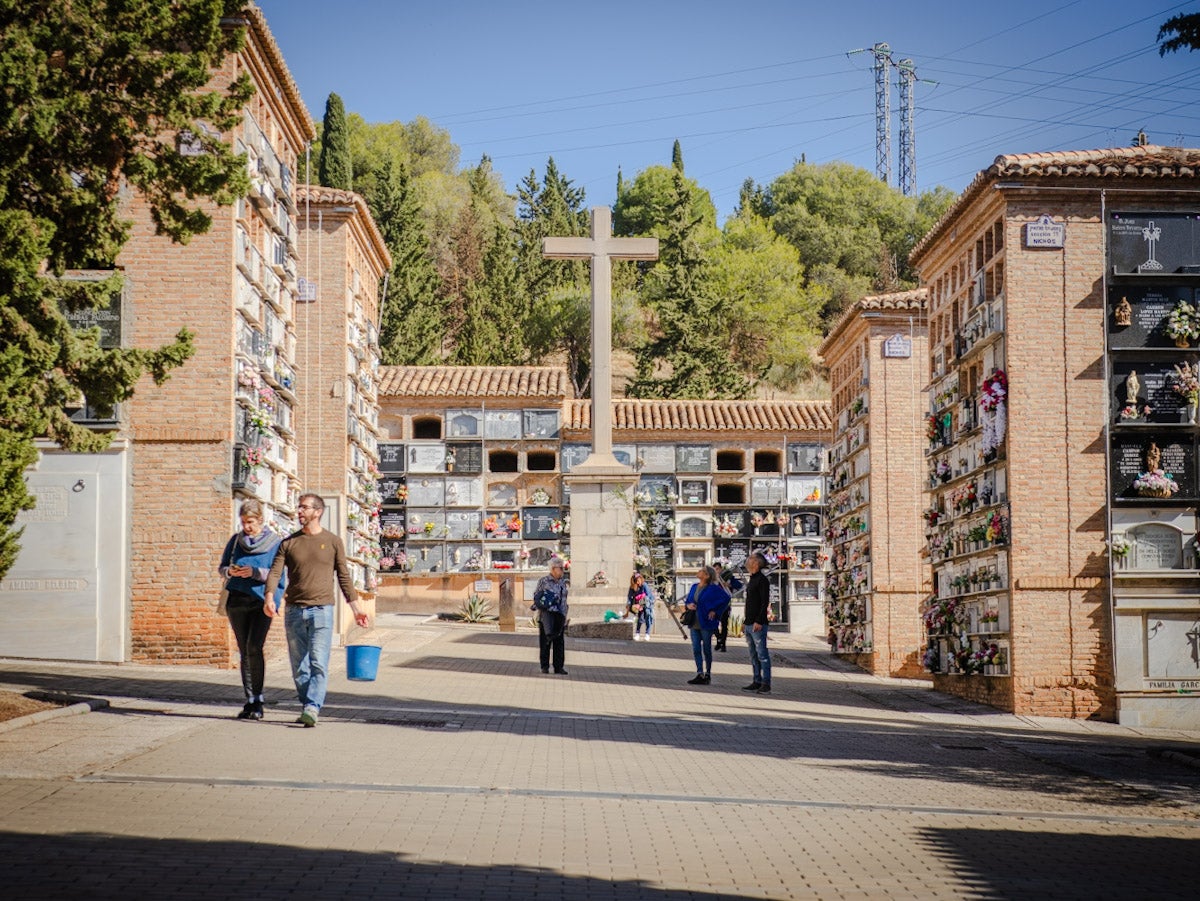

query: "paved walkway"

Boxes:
[0, 619, 1198, 899]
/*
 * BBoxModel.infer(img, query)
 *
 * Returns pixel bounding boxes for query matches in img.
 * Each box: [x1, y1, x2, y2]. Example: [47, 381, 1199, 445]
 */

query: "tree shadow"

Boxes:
[0, 831, 740, 900]
[915, 826, 1200, 900]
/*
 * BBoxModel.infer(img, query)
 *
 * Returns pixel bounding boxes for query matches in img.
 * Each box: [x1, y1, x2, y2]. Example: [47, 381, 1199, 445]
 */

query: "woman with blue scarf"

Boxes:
[684, 565, 730, 685]
[218, 499, 287, 720]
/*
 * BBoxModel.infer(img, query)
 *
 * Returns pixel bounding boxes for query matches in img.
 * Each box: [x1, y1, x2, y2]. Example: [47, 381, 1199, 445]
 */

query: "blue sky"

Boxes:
[257, 0, 1200, 221]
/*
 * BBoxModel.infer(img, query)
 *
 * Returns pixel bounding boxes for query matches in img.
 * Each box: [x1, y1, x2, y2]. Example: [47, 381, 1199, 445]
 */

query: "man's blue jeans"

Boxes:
[746, 624, 771, 686]
[285, 604, 334, 712]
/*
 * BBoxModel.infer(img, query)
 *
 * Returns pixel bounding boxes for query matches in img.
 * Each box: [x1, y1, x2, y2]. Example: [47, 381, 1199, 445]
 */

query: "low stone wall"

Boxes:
[568, 619, 634, 640]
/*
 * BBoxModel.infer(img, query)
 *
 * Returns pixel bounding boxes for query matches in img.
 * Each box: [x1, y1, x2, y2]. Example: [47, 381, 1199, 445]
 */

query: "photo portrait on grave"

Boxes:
[217, 498, 286, 721]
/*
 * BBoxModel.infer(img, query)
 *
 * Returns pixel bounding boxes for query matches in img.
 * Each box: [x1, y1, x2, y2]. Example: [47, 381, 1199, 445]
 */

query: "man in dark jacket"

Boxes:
[741, 551, 773, 693]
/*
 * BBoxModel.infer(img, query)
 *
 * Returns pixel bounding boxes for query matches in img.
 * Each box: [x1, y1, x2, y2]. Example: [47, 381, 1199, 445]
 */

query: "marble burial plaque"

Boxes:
[487, 483, 517, 507]
[379, 510, 407, 540]
[484, 411, 521, 440]
[378, 476, 405, 505]
[446, 511, 482, 541]
[561, 443, 591, 473]
[1130, 523, 1184, 569]
[787, 476, 824, 505]
[715, 541, 749, 569]
[408, 544, 444, 574]
[679, 479, 709, 505]
[407, 444, 445, 473]
[750, 477, 785, 506]
[1110, 435, 1197, 499]
[677, 515, 709, 539]
[406, 477, 445, 507]
[378, 443, 405, 474]
[792, 580, 820, 601]
[679, 548, 708, 570]
[405, 509, 445, 539]
[379, 539, 407, 571]
[792, 511, 822, 537]
[446, 442, 483, 474]
[446, 409, 483, 438]
[1145, 613, 1200, 681]
[1110, 359, 1191, 422]
[444, 543, 483, 572]
[444, 477, 483, 507]
[789, 443, 824, 473]
[522, 506, 559, 540]
[1109, 212, 1200, 276]
[62, 287, 122, 348]
[523, 409, 560, 439]
[1107, 285, 1194, 349]
[637, 444, 676, 473]
[639, 474, 675, 506]
[676, 444, 712, 473]
[613, 445, 636, 468]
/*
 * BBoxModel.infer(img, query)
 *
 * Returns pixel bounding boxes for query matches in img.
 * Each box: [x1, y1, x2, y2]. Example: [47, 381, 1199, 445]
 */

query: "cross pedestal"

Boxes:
[542, 207, 658, 616]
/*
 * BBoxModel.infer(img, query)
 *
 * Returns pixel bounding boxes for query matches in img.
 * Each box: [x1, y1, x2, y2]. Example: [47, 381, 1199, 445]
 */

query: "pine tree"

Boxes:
[369, 158, 444, 364]
[671, 139, 684, 172]
[0, 0, 250, 577]
[318, 92, 352, 190]
[627, 170, 749, 400]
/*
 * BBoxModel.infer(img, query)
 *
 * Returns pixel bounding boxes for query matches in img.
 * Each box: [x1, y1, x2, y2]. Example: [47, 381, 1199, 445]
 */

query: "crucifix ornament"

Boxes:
[543, 207, 658, 472]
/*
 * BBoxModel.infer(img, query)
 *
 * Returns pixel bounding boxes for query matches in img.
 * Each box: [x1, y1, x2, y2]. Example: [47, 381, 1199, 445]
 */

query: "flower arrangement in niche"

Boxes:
[549, 518, 564, 534]
[395, 484, 408, 503]
[483, 516, 498, 533]
[775, 513, 789, 528]
[1107, 534, 1131, 559]
[1134, 469, 1179, 498]
[633, 553, 649, 568]
[934, 459, 952, 482]
[1165, 300, 1200, 345]
[422, 521, 436, 535]
[1118, 403, 1152, 422]
[1172, 361, 1200, 405]
[713, 515, 741, 538]
[749, 511, 766, 528]
[244, 447, 265, 467]
[506, 515, 522, 533]
[588, 570, 609, 587]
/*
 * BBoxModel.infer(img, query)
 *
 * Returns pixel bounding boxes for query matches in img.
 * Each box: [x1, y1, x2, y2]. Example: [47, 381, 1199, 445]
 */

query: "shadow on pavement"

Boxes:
[0, 831, 744, 900]
[915, 826, 1200, 899]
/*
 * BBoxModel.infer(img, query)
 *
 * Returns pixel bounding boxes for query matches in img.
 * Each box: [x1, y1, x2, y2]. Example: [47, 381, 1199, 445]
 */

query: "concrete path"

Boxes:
[0, 620, 1198, 899]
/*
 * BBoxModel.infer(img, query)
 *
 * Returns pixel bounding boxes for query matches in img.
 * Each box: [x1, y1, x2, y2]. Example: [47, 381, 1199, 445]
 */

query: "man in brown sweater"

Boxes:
[265, 493, 368, 727]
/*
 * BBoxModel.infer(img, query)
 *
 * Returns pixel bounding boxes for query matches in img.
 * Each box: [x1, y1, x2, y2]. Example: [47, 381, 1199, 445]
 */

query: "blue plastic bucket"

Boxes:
[345, 644, 382, 681]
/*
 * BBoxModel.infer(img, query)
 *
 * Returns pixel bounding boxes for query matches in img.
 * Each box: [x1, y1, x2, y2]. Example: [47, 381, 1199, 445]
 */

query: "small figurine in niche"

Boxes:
[1114, 295, 1132, 327]
[1126, 370, 1140, 405]
[1146, 440, 1162, 472]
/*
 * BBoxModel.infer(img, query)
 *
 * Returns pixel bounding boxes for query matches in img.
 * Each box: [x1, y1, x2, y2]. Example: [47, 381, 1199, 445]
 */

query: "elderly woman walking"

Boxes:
[682, 565, 730, 685]
[217, 499, 286, 720]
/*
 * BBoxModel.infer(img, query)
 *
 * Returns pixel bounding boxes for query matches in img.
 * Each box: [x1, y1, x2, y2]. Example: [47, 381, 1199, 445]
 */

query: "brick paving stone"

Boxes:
[0, 624, 1198, 899]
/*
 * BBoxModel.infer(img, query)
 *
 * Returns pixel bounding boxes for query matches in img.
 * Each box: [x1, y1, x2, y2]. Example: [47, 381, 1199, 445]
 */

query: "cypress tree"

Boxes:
[318, 92, 352, 190]
[671, 139, 684, 172]
[369, 159, 444, 364]
[627, 170, 748, 400]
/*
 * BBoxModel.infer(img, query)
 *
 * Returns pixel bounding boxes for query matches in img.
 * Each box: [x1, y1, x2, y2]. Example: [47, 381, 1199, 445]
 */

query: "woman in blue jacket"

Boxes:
[218, 499, 286, 720]
[684, 565, 730, 685]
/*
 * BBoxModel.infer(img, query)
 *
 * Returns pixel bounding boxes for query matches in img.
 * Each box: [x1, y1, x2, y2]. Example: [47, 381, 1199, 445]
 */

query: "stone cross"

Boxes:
[543, 207, 657, 472]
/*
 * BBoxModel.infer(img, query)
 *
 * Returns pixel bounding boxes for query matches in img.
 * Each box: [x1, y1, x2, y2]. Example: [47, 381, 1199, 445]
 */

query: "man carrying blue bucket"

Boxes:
[265, 493, 368, 727]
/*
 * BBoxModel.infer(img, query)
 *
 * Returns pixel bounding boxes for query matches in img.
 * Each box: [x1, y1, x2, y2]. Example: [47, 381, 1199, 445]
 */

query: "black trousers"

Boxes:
[538, 611, 566, 672]
[226, 591, 273, 699]
[715, 609, 730, 648]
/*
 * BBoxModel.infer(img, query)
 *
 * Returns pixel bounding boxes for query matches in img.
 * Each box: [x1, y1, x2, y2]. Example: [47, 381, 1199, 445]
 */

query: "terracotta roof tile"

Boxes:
[243, 6, 315, 141]
[911, 145, 1200, 266]
[564, 399, 831, 433]
[818, 289, 928, 355]
[296, 184, 391, 271]
[377, 366, 572, 399]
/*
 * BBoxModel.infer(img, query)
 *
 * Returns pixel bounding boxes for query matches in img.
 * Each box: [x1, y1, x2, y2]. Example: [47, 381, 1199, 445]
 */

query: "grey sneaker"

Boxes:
[298, 707, 318, 727]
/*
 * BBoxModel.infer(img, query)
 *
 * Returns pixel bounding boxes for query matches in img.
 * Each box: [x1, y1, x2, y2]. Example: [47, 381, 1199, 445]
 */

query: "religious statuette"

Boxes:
[1146, 441, 1162, 472]
[1126, 370, 1140, 405]
[1114, 295, 1132, 327]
